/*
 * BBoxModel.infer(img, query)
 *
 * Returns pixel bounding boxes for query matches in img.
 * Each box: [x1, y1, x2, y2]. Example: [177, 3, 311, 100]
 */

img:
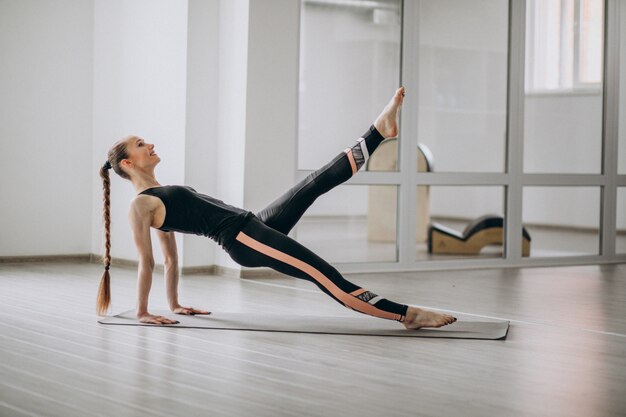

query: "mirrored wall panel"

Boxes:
[294, 184, 398, 263]
[418, 186, 505, 260]
[617, 188, 626, 254]
[298, 0, 402, 171]
[523, 187, 600, 257]
[524, 0, 604, 173]
[417, 0, 508, 173]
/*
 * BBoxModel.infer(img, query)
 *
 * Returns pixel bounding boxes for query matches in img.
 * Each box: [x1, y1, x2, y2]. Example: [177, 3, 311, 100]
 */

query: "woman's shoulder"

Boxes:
[131, 185, 197, 208]
[130, 193, 161, 214]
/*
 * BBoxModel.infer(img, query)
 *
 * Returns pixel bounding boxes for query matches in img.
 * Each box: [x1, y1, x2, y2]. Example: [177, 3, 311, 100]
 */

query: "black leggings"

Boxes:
[226, 125, 408, 322]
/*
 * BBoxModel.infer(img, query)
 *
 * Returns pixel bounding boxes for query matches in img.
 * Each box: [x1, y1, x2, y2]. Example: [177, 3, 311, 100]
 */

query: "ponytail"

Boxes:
[97, 140, 130, 316]
[96, 162, 112, 316]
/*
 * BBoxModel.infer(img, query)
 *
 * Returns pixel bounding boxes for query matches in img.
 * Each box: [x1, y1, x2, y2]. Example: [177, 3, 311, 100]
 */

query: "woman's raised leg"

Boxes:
[256, 87, 406, 235]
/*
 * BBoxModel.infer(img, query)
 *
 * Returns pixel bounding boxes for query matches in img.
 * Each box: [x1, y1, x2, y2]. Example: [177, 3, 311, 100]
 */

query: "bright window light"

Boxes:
[525, 0, 603, 92]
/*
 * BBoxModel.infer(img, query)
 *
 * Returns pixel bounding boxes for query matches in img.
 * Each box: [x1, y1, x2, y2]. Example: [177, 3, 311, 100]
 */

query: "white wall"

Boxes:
[182, 0, 220, 268]
[244, 0, 300, 214]
[0, 0, 94, 256]
[212, 0, 250, 269]
[524, 93, 603, 174]
[91, 0, 189, 264]
[417, 0, 508, 173]
[523, 187, 601, 229]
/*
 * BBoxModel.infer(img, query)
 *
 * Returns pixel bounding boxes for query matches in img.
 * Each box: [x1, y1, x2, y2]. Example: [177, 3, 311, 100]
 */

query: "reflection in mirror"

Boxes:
[523, 187, 600, 257]
[298, 0, 402, 171]
[418, 0, 508, 172]
[366, 138, 434, 245]
[294, 185, 397, 263]
[617, 188, 626, 254]
[419, 186, 505, 261]
[524, 0, 604, 173]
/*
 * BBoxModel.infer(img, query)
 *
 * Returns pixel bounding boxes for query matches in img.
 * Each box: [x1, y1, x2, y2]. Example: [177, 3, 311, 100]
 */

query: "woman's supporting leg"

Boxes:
[228, 217, 457, 328]
[256, 87, 406, 235]
[229, 217, 408, 321]
[255, 125, 385, 235]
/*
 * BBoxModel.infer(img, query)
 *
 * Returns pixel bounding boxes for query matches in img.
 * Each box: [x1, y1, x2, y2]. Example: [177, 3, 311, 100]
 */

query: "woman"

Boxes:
[96, 87, 456, 329]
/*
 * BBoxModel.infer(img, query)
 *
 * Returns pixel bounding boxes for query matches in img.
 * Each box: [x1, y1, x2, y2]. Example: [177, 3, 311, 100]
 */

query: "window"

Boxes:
[525, 0, 604, 93]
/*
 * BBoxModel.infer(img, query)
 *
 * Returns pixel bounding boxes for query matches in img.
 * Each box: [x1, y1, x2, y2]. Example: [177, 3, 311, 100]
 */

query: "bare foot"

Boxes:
[402, 306, 457, 330]
[374, 86, 405, 139]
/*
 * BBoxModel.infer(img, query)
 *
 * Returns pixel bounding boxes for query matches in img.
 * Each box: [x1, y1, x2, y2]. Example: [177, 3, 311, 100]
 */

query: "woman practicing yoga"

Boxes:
[96, 87, 457, 330]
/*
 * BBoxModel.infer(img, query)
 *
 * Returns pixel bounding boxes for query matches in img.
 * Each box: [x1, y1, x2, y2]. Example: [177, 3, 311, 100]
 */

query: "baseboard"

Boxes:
[182, 264, 245, 278]
[182, 265, 284, 278]
[86, 254, 165, 274]
[0, 253, 249, 277]
[214, 265, 244, 278]
[180, 265, 284, 278]
[0, 254, 91, 264]
[240, 267, 286, 278]
[180, 264, 217, 275]
[99, 255, 280, 278]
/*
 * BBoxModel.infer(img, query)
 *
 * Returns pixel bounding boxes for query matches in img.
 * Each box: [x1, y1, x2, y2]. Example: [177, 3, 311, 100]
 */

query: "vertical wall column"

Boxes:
[182, 0, 221, 268]
[212, 0, 250, 270]
[212, 0, 301, 271]
[243, 0, 300, 215]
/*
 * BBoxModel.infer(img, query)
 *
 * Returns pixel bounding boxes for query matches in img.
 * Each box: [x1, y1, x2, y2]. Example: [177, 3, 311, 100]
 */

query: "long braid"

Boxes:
[95, 139, 131, 316]
[96, 164, 112, 316]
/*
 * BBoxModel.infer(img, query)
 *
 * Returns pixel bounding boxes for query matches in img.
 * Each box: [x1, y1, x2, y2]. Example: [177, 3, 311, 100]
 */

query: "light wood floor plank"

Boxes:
[0, 399, 42, 417]
[0, 320, 321, 416]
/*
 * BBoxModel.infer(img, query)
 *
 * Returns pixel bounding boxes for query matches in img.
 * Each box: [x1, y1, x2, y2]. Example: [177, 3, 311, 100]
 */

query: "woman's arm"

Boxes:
[156, 230, 210, 316]
[156, 230, 180, 309]
[129, 198, 179, 325]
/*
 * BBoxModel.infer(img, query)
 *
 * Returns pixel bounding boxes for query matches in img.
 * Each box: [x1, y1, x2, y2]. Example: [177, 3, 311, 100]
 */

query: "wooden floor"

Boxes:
[0, 261, 625, 417]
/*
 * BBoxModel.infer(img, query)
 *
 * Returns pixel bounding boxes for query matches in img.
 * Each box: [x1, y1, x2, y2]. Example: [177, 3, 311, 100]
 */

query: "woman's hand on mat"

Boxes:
[137, 312, 180, 325]
[172, 305, 211, 316]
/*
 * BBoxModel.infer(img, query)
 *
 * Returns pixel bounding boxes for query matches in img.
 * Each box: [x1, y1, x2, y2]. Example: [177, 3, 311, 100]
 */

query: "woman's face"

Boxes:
[122, 136, 161, 172]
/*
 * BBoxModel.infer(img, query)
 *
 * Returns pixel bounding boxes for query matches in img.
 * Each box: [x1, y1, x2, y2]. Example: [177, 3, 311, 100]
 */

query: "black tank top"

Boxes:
[138, 185, 254, 249]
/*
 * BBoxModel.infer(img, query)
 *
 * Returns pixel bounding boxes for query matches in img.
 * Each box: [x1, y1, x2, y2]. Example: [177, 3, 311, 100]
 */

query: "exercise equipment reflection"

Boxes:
[367, 138, 434, 243]
[428, 215, 531, 257]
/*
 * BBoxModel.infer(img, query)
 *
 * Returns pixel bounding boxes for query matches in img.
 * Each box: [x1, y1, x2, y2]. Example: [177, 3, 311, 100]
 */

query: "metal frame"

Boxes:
[295, 0, 625, 274]
[601, 0, 620, 256]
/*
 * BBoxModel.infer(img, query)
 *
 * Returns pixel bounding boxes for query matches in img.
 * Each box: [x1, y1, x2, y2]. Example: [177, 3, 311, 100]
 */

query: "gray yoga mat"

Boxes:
[99, 309, 509, 340]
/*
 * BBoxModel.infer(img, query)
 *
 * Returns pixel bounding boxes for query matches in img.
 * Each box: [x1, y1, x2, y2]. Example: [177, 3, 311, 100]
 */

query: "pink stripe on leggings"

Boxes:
[235, 231, 402, 321]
